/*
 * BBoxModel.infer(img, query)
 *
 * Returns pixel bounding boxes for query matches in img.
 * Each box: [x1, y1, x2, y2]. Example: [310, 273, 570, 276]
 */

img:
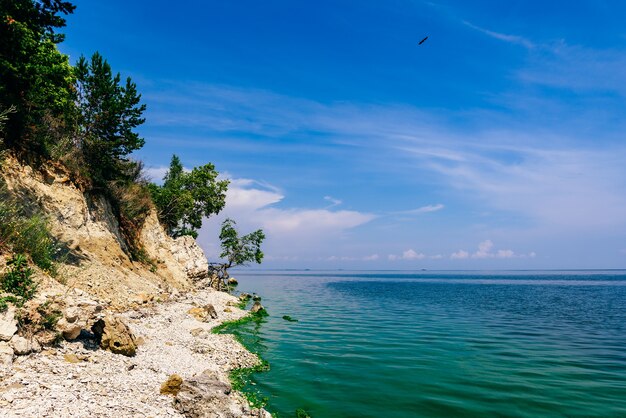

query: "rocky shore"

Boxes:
[1, 287, 271, 417]
[0, 155, 274, 416]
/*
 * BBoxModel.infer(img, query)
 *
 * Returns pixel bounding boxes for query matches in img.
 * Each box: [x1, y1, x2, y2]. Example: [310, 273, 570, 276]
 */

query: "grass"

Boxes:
[0, 179, 58, 274]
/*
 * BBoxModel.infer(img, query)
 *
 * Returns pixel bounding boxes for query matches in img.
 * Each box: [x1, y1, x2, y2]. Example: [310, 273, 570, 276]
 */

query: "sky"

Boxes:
[59, 0, 626, 269]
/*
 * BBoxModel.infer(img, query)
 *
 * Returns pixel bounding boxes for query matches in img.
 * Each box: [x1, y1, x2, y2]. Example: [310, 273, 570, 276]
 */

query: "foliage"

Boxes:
[107, 164, 154, 262]
[208, 219, 265, 290]
[74, 52, 146, 185]
[149, 154, 229, 238]
[0, 0, 76, 155]
[1, 254, 38, 300]
[0, 182, 57, 272]
[219, 219, 265, 268]
[37, 300, 62, 330]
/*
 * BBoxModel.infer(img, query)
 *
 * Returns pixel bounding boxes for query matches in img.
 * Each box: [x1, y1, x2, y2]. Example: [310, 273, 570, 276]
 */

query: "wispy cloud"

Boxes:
[324, 195, 343, 208]
[197, 176, 375, 260]
[464, 21, 535, 49]
[144, 79, 626, 265]
[397, 204, 445, 215]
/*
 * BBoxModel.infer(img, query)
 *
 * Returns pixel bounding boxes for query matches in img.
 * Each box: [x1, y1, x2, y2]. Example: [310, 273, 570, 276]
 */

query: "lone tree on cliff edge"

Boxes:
[210, 218, 265, 290]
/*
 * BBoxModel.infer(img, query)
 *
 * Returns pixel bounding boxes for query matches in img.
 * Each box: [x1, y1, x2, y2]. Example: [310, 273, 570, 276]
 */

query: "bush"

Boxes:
[0, 181, 58, 272]
[1, 253, 37, 300]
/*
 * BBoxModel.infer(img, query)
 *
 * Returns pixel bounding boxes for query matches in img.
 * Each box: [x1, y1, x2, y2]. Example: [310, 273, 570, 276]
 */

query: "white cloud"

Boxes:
[197, 176, 375, 260]
[225, 180, 283, 212]
[402, 249, 426, 260]
[388, 249, 427, 261]
[324, 195, 343, 208]
[451, 250, 469, 259]
[363, 254, 380, 261]
[450, 240, 533, 260]
[144, 166, 169, 183]
[398, 204, 445, 215]
[473, 239, 494, 259]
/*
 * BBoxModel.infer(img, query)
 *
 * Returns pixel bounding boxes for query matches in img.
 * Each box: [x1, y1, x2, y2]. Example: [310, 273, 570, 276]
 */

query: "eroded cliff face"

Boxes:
[0, 155, 209, 307]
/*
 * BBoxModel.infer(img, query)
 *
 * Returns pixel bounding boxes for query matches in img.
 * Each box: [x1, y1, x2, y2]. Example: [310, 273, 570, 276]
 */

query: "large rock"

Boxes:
[0, 305, 18, 341]
[91, 315, 137, 356]
[57, 317, 82, 340]
[10, 335, 41, 355]
[173, 370, 233, 418]
[250, 302, 265, 314]
[187, 304, 218, 322]
[160, 374, 183, 395]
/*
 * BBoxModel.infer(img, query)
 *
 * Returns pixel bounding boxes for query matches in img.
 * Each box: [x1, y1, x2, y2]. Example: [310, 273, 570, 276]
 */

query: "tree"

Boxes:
[74, 52, 146, 185]
[0, 0, 76, 154]
[210, 218, 265, 290]
[149, 155, 229, 238]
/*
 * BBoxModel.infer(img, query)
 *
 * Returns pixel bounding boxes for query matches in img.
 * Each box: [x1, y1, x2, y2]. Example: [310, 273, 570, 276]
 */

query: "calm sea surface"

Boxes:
[224, 271, 626, 417]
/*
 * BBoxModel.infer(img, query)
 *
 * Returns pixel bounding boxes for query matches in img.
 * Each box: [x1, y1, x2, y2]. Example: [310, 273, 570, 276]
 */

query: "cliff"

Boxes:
[0, 155, 270, 417]
[0, 154, 207, 307]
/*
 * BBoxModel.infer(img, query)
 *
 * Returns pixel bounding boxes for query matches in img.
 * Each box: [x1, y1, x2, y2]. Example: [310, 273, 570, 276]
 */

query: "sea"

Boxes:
[222, 270, 626, 417]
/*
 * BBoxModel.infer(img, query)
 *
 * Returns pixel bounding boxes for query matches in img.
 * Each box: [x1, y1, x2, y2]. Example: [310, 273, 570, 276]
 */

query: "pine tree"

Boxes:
[74, 52, 146, 184]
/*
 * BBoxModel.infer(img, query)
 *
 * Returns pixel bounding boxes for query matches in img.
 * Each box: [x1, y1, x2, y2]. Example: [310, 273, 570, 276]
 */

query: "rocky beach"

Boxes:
[1, 286, 270, 417]
[0, 155, 271, 417]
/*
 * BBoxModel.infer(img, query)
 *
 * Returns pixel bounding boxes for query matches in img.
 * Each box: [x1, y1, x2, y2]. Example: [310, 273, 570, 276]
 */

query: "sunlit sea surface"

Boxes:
[226, 270, 626, 417]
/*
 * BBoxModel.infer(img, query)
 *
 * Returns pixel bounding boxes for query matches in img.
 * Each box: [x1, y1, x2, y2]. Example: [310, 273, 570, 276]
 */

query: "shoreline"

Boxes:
[1, 287, 272, 417]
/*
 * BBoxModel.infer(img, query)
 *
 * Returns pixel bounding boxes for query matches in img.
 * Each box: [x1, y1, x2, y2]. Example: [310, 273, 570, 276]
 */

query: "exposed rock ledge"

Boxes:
[0, 288, 271, 417]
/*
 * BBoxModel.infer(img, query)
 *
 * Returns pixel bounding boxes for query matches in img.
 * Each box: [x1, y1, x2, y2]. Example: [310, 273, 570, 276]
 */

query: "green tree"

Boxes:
[209, 218, 265, 290]
[74, 52, 146, 185]
[0, 0, 76, 154]
[149, 155, 229, 238]
[219, 219, 265, 268]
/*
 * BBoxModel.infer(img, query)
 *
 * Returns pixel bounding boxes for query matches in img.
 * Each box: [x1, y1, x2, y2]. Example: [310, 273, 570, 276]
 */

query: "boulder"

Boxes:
[0, 306, 18, 342]
[187, 304, 218, 322]
[56, 317, 82, 340]
[160, 374, 183, 396]
[91, 316, 137, 356]
[238, 293, 251, 302]
[10, 335, 41, 355]
[173, 370, 232, 417]
[250, 302, 265, 314]
[64, 306, 80, 323]
[227, 277, 238, 286]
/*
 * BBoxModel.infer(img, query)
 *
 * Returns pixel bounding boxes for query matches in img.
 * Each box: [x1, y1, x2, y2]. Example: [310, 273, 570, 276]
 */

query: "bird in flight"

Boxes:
[418, 36, 429, 45]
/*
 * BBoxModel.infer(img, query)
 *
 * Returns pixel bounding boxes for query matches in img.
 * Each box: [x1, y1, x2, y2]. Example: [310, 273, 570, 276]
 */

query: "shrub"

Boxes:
[1, 253, 37, 300]
[0, 181, 58, 272]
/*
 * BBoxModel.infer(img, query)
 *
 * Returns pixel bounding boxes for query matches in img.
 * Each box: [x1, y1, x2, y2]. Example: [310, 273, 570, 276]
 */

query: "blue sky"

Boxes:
[60, 0, 626, 269]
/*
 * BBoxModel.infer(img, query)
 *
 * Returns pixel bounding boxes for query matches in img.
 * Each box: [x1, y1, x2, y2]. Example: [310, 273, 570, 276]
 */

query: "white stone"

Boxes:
[0, 306, 18, 341]
[10, 335, 40, 355]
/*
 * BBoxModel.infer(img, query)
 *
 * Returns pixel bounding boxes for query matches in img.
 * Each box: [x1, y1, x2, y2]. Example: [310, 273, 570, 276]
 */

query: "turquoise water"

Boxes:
[227, 271, 626, 417]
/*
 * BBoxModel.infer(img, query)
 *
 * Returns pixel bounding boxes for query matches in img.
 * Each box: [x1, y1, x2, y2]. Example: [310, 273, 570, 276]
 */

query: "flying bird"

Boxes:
[418, 36, 429, 45]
